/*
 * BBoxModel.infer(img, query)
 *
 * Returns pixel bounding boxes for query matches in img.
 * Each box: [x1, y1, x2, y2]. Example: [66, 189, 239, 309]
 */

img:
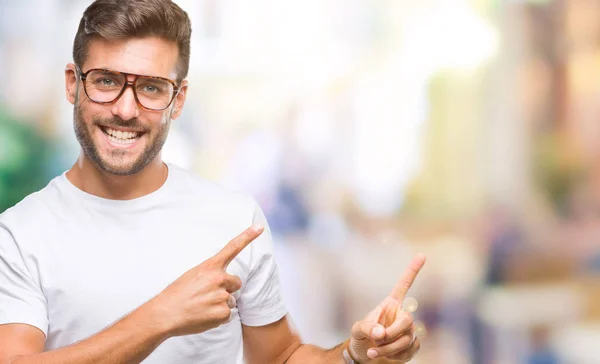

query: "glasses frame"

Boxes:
[76, 66, 181, 111]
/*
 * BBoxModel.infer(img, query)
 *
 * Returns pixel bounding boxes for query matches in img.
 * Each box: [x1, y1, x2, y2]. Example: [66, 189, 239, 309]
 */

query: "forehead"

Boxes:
[82, 36, 179, 79]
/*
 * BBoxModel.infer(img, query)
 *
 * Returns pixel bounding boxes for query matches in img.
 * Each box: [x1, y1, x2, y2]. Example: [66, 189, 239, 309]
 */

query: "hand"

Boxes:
[349, 254, 426, 363]
[146, 224, 264, 337]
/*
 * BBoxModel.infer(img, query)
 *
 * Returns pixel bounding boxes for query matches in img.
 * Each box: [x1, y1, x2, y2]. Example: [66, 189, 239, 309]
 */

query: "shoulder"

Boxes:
[0, 175, 65, 230]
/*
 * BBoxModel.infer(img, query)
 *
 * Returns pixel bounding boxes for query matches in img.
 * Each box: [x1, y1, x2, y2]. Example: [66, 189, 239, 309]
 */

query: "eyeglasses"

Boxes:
[76, 66, 180, 111]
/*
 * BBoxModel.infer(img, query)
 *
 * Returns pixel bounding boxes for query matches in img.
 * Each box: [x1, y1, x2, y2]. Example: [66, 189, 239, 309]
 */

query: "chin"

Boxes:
[91, 152, 150, 176]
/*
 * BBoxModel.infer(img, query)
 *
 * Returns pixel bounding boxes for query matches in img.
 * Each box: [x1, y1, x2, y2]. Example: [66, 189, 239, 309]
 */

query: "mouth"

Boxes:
[99, 126, 145, 146]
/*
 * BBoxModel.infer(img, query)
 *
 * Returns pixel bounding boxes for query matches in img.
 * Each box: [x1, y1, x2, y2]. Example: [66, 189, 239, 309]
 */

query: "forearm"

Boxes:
[284, 342, 345, 364]
[11, 303, 169, 364]
[285, 340, 395, 364]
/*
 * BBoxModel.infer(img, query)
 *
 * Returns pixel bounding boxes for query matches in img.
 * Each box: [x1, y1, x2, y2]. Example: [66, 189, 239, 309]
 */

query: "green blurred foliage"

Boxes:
[0, 107, 53, 213]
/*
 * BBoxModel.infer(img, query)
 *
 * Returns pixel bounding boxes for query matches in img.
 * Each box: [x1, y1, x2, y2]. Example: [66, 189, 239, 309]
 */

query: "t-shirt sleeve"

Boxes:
[236, 200, 287, 327]
[0, 225, 48, 336]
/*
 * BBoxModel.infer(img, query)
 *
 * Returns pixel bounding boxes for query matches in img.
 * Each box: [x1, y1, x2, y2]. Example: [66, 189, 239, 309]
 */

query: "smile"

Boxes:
[100, 126, 144, 146]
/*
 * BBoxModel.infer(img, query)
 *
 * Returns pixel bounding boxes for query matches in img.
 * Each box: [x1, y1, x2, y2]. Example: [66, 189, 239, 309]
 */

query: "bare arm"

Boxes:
[242, 316, 343, 364]
[0, 324, 45, 363]
[2, 302, 168, 364]
[242, 317, 397, 364]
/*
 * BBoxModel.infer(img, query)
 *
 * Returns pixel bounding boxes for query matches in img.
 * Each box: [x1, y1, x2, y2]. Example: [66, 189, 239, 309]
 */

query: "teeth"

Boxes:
[107, 134, 136, 145]
[104, 127, 140, 140]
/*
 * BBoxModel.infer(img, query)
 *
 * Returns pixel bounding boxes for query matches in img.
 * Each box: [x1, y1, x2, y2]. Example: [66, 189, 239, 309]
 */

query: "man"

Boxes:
[0, 1, 426, 363]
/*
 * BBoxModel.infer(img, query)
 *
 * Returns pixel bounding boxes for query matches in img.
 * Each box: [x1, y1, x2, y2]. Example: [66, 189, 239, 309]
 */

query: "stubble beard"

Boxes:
[72, 102, 170, 176]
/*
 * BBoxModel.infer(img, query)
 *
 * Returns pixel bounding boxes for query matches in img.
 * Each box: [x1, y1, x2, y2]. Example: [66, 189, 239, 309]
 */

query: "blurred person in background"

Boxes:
[525, 326, 559, 364]
[0, 1, 426, 364]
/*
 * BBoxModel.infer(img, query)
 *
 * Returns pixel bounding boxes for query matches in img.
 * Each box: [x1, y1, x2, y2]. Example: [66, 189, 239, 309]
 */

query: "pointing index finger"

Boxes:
[389, 253, 426, 302]
[212, 224, 264, 269]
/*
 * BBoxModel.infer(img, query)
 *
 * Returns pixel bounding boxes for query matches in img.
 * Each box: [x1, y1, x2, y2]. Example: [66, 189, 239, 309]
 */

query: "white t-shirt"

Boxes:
[0, 163, 287, 363]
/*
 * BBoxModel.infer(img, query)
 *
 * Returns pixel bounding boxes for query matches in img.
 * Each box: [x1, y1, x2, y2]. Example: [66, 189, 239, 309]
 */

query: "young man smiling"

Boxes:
[0, 1, 425, 363]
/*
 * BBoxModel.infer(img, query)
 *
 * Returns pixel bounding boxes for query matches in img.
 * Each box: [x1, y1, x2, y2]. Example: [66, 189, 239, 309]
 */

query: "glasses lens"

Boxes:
[85, 70, 126, 103]
[135, 77, 175, 110]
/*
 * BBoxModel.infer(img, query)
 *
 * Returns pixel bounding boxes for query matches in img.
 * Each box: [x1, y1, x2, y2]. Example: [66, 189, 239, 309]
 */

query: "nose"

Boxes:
[110, 83, 140, 120]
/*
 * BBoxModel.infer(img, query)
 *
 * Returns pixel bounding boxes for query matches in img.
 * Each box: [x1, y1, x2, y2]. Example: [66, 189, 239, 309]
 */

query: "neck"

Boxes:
[66, 153, 168, 200]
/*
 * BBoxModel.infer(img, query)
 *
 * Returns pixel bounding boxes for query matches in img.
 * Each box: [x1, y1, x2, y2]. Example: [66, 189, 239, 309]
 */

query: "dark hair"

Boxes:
[73, 0, 192, 83]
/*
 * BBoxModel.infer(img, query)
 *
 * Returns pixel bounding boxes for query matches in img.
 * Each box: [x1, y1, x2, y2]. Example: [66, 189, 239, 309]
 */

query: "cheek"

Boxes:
[130, 112, 170, 137]
[156, 110, 172, 127]
[76, 105, 97, 126]
[76, 94, 97, 115]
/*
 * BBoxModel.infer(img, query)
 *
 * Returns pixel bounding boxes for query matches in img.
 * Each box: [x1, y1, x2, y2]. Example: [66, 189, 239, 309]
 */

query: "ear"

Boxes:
[65, 63, 79, 105]
[170, 80, 188, 120]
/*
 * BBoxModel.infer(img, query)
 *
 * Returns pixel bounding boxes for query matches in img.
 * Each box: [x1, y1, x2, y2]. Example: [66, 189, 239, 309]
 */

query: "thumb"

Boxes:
[350, 318, 386, 362]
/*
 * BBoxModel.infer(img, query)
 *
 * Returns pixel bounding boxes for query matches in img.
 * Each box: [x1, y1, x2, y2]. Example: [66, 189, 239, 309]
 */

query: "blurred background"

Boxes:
[1, 0, 599, 362]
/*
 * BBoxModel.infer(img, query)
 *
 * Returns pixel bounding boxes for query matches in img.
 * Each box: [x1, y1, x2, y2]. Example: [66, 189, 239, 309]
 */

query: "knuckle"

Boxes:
[217, 290, 230, 302]
[231, 275, 242, 290]
[384, 337, 413, 357]
[398, 312, 413, 327]
[215, 304, 231, 321]
[404, 314, 414, 327]
[210, 273, 226, 286]
[398, 334, 413, 350]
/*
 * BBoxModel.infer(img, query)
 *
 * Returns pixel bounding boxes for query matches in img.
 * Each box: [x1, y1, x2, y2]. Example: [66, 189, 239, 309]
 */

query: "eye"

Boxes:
[143, 85, 160, 93]
[96, 78, 115, 86]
